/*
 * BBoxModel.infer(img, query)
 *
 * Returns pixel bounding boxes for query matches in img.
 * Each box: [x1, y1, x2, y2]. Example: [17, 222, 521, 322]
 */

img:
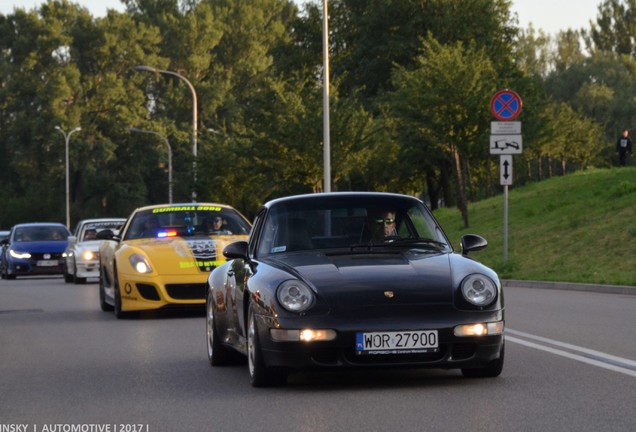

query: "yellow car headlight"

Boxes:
[129, 253, 153, 274]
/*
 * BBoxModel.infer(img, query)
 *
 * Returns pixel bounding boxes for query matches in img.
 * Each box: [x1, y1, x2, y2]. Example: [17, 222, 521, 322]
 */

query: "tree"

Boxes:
[584, 0, 636, 56]
[386, 36, 497, 228]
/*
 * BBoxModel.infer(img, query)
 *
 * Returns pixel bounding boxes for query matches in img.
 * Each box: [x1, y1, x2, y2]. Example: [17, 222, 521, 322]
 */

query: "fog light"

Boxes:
[270, 329, 337, 342]
[299, 329, 337, 342]
[454, 321, 504, 337]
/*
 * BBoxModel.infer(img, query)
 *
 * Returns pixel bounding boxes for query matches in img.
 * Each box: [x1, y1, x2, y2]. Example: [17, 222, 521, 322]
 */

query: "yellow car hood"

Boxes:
[127, 235, 245, 275]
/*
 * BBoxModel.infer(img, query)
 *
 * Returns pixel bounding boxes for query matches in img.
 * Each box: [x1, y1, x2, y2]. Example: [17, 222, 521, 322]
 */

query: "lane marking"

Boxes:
[506, 329, 636, 377]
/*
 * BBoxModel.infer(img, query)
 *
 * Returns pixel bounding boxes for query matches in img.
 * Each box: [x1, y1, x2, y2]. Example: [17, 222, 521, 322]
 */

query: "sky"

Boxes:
[0, 0, 604, 37]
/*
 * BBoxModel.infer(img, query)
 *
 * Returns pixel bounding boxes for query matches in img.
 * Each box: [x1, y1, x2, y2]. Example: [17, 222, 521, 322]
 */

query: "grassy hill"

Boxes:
[433, 167, 636, 286]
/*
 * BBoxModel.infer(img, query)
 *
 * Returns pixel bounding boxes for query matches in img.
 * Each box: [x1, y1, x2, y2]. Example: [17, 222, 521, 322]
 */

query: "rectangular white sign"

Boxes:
[490, 135, 523, 154]
[500, 155, 513, 185]
[491, 121, 521, 135]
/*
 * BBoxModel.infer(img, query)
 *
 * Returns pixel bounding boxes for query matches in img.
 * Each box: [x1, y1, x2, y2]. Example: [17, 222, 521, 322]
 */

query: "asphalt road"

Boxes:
[1, 277, 635, 432]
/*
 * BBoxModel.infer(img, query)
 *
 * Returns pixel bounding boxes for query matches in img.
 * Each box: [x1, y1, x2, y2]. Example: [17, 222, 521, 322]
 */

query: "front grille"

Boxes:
[342, 347, 446, 365]
[31, 252, 63, 260]
[165, 283, 206, 300]
[136, 283, 160, 301]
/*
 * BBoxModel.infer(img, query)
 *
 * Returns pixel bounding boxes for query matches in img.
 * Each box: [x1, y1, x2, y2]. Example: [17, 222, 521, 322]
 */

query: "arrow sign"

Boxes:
[500, 155, 512, 185]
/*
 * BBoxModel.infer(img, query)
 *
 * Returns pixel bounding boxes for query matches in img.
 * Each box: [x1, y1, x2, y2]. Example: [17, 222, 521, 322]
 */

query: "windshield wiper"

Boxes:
[346, 237, 446, 251]
[388, 237, 447, 248]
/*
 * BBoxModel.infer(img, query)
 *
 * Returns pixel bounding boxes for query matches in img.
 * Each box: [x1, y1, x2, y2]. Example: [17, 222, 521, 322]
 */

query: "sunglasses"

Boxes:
[374, 218, 395, 225]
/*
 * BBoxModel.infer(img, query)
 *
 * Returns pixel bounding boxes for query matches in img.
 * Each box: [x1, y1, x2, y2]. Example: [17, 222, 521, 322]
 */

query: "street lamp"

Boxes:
[135, 65, 197, 202]
[128, 128, 173, 204]
[55, 125, 81, 229]
[322, 0, 331, 192]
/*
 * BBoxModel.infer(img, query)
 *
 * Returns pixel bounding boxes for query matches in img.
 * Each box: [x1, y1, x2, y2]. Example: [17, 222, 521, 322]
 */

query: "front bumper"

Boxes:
[118, 271, 208, 311]
[75, 260, 100, 278]
[7, 259, 64, 276]
[254, 311, 504, 371]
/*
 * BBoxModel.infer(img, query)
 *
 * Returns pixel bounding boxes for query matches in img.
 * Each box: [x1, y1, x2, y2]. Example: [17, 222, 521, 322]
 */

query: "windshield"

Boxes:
[256, 195, 450, 256]
[14, 226, 69, 242]
[80, 221, 124, 241]
[125, 205, 251, 240]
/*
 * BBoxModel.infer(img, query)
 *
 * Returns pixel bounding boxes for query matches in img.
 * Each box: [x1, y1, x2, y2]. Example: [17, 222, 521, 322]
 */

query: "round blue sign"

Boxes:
[490, 90, 522, 121]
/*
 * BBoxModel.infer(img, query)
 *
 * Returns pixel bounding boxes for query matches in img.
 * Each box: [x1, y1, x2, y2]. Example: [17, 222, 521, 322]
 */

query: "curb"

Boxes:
[502, 279, 636, 296]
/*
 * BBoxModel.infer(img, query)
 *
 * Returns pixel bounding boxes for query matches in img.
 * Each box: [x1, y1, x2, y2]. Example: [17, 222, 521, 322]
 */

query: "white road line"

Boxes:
[506, 329, 636, 378]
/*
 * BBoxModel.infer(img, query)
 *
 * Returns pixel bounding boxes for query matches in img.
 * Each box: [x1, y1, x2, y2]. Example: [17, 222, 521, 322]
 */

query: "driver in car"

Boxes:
[367, 209, 397, 240]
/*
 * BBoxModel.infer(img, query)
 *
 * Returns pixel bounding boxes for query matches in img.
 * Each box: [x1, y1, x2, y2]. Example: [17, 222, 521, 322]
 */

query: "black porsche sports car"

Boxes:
[206, 192, 504, 386]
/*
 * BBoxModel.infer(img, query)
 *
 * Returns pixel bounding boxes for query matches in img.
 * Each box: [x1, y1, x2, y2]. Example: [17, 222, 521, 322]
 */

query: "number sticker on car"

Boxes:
[356, 330, 439, 355]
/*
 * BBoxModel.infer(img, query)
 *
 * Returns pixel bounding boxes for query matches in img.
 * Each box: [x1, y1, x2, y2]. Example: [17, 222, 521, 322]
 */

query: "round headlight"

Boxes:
[461, 274, 497, 306]
[277, 280, 315, 313]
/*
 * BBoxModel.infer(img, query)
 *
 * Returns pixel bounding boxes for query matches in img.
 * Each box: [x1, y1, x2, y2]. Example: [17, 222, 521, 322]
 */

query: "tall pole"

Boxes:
[135, 65, 197, 202]
[55, 126, 81, 229]
[503, 184, 509, 264]
[128, 128, 173, 204]
[322, 0, 331, 193]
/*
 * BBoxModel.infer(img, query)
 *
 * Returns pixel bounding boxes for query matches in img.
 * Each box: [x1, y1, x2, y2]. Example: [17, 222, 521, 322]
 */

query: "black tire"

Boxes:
[63, 262, 73, 283]
[206, 287, 241, 366]
[99, 270, 113, 312]
[247, 304, 287, 387]
[113, 268, 130, 319]
[5, 265, 16, 280]
[461, 343, 505, 378]
[73, 260, 86, 284]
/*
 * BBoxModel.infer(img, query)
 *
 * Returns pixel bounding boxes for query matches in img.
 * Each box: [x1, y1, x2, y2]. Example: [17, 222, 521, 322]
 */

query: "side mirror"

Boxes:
[460, 234, 487, 256]
[67, 235, 77, 245]
[223, 241, 249, 260]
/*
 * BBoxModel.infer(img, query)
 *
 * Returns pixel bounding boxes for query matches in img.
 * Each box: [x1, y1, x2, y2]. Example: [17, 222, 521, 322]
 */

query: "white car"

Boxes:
[63, 218, 126, 284]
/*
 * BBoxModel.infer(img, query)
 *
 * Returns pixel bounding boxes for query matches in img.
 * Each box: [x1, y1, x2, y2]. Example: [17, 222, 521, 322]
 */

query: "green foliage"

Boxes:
[434, 168, 636, 286]
[0, 0, 634, 240]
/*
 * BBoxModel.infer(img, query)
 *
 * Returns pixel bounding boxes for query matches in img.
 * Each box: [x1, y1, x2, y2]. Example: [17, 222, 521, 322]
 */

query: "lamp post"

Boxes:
[128, 128, 173, 204]
[322, 0, 331, 192]
[135, 65, 197, 202]
[55, 125, 81, 229]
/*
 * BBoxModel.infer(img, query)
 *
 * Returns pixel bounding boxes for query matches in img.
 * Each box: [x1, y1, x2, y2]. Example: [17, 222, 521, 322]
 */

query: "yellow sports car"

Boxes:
[98, 203, 251, 318]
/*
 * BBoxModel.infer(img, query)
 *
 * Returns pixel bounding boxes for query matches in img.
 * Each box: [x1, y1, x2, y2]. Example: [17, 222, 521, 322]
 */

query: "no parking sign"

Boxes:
[490, 89, 522, 121]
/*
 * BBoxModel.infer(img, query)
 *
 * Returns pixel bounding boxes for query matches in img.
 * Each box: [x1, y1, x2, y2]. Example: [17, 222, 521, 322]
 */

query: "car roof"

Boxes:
[76, 218, 126, 223]
[11, 222, 68, 228]
[262, 192, 422, 209]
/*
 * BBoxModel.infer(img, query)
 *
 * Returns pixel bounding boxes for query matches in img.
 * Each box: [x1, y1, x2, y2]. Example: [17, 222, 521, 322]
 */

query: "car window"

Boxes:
[125, 207, 251, 240]
[15, 226, 68, 242]
[256, 196, 449, 256]
[80, 221, 124, 241]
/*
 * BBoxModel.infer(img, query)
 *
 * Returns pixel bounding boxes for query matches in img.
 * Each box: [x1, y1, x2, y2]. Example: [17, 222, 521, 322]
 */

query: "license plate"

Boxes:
[356, 330, 439, 355]
[37, 260, 59, 267]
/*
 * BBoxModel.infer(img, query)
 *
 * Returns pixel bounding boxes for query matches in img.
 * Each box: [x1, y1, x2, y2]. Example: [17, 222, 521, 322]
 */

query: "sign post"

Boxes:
[489, 89, 522, 264]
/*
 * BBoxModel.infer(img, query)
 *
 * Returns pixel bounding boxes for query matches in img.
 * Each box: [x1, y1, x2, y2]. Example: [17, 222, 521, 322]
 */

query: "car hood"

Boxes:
[126, 235, 247, 275]
[10, 241, 68, 253]
[71, 240, 104, 251]
[265, 250, 459, 309]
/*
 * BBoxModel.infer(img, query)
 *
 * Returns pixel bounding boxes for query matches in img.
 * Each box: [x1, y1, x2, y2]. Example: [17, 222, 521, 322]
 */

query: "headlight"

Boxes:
[9, 249, 31, 259]
[81, 250, 96, 261]
[276, 280, 315, 312]
[461, 274, 497, 306]
[129, 254, 152, 274]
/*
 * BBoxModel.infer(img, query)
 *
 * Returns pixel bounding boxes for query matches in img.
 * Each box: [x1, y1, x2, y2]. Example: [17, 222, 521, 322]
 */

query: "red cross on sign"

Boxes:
[490, 89, 522, 121]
